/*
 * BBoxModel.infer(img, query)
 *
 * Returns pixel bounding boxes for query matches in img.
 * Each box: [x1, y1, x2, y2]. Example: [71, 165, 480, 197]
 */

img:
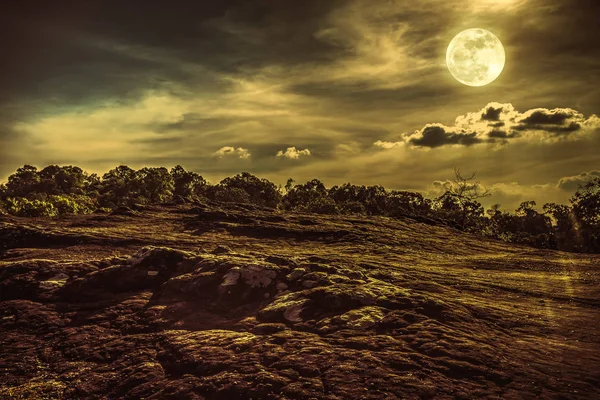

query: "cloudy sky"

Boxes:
[1, 0, 599, 210]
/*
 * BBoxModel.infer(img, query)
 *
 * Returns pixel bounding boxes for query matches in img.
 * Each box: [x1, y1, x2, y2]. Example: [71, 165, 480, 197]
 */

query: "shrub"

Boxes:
[6, 197, 58, 217]
[48, 195, 97, 215]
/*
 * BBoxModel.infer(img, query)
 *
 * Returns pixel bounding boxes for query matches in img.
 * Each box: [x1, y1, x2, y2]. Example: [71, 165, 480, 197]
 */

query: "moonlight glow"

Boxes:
[446, 29, 505, 87]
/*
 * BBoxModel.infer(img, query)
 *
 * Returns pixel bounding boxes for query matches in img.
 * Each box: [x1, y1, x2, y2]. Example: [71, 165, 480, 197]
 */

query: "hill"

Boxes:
[1, 202, 599, 399]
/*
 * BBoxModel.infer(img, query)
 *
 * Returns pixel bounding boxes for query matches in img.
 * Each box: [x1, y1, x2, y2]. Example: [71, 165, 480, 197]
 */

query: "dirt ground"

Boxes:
[1, 202, 599, 399]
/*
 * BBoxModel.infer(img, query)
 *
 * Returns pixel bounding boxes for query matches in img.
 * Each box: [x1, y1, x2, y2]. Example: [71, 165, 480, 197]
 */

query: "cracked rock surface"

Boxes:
[1, 202, 599, 399]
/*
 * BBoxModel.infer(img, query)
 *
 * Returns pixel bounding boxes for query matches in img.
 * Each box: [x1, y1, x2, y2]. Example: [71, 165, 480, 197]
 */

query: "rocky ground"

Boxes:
[1, 202, 599, 399]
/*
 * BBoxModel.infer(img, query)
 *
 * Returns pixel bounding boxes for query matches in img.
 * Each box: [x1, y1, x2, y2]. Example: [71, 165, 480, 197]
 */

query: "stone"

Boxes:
[286, 268, 306, 281]
[239, 264, 277, 288]
[302, 280, 318, 289]
[221, 267, 241, 287]
[283, 301, 305, 322]
[212, 245, 232, 254]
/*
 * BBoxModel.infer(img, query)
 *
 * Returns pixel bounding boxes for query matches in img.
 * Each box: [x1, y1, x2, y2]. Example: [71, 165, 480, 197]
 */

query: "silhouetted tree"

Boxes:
[284, 178, 295, 194]
[99, 165, 137, 207]
[170, 165, 207, 199]
[84, 173, 102, 196]
[218, 172, 281, 208]
[452, 168, 491, 199]
[283, 179, 338, 214]
[570, 178, 600, 252]
[37, 165, 88, 195]
[486, 204, 502, 219]
[543, 203, 576, 251]
[357, 185, 388, 215]
[5, 165, 40, 198]
[36, 165, 62, 194]
[134, 167, 174, 204]
[434, 168, 489, 229]
[485, 202, 553, 248]
[328, 183, 365, 214]
[386, 190, 432, 217]
[2, 162, 599, 254]
[513, 201, 553, 247]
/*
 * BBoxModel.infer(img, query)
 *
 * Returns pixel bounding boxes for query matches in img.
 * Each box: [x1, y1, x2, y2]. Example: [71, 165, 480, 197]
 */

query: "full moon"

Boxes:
[446, 29, 505, 87]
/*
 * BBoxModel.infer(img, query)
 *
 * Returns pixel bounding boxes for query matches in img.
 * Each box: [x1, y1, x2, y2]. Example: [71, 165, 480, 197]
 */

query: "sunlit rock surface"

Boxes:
[1, 202, 599, 399]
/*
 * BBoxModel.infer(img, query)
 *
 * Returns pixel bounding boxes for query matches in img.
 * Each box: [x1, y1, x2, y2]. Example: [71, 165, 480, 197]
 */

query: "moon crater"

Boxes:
[446, 29, 505, 87]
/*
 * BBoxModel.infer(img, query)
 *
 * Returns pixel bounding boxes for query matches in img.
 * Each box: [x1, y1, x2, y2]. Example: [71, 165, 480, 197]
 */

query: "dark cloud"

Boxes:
[0, 0, 345, 119]
[0, 6, 161, 106]
[488, 130, 519, 139]
[512, 108, 584, 134]
[513, 122, 581, 133]
[408, 125, 482, 148]
[557, 170, 600, 192]
[1, 1, 344, 72]
[481, 105, 504, 121]
[519, 109, 575, 125]
[508, 0, 600, 60]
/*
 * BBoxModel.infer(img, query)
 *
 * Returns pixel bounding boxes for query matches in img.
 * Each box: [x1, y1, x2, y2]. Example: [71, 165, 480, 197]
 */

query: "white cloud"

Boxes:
[276, 147, 311, 159]
[373, 140, 403, 149]
[214, 146, 251, 159]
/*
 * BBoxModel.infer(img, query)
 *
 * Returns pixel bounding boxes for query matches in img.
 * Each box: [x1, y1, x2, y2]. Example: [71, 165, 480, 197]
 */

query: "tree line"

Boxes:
[0, 164, 598, 254]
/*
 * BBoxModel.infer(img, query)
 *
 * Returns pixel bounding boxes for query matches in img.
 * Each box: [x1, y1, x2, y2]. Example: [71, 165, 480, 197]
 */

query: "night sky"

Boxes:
[1, 0, 599, 210]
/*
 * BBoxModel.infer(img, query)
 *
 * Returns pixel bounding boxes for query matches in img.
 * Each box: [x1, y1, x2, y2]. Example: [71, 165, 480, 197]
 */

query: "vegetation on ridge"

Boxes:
[0, 164, 598, 253]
